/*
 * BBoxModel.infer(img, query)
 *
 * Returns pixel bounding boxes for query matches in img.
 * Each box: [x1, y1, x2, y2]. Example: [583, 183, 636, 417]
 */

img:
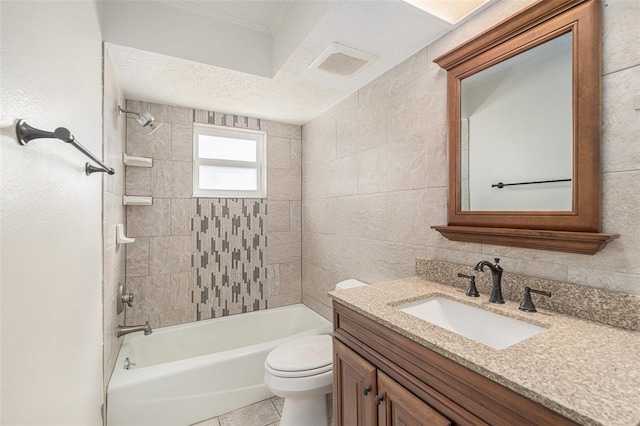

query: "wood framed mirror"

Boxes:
[432, 0, 617, 255]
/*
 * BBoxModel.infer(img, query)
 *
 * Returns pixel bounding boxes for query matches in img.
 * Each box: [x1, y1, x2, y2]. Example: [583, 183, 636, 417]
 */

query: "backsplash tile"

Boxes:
[416, 258, 640, 332]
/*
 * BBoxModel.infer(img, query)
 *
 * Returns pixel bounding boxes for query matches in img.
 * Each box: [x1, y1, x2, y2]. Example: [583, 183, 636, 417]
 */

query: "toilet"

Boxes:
[263, 279, 368, 426]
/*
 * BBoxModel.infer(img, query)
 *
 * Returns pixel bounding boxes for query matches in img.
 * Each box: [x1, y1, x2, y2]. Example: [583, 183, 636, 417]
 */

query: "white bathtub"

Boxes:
[107, 304, 332, 426]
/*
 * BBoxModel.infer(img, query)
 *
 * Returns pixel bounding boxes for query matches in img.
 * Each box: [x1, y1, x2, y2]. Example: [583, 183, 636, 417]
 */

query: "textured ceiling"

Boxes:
[105, 1, 491, 125]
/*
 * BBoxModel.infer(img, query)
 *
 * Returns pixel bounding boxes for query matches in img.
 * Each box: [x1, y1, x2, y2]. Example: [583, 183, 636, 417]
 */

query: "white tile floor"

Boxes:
[191, 395, 333, 426]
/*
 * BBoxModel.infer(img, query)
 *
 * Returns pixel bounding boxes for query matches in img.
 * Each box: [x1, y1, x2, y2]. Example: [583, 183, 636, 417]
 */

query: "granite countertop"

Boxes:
[328, 277, 640, 426]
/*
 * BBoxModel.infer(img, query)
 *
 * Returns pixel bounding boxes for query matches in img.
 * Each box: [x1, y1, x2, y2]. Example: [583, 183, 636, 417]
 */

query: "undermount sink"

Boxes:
[396, 297, 545, 350]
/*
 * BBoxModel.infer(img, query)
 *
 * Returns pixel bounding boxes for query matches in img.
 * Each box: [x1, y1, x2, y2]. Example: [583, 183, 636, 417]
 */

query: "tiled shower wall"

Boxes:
[301, 0, 640, 319]
[124, 101, 302, 327]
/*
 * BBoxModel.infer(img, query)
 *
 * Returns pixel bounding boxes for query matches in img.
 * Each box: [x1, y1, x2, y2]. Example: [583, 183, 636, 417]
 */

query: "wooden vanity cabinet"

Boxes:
[335, 338, 451, 426]
[332, 302, 578, 426]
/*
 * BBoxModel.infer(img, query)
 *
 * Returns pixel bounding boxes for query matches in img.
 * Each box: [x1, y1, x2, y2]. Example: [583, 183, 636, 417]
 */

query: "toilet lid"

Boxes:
[266, 335, 332, 373]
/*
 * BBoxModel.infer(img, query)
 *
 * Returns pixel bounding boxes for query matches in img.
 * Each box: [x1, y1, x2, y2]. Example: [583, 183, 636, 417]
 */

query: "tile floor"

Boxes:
[191, 395, 333, 426]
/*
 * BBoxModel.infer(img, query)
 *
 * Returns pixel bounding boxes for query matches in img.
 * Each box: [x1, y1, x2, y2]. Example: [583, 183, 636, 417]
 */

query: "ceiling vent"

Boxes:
[309, 43, 377, 77]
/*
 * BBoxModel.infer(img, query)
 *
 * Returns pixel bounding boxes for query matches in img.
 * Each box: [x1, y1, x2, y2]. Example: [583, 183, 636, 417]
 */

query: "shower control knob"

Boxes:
[122, 292, 134, 307]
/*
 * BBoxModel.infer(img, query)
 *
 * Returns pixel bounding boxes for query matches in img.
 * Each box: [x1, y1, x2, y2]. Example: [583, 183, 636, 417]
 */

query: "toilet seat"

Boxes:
[265, 335, 332, 378]
[265, 361, 332, 378]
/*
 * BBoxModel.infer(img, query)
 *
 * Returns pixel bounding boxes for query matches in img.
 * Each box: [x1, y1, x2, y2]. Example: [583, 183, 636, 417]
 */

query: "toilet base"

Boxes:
[280, 394, 329, 426]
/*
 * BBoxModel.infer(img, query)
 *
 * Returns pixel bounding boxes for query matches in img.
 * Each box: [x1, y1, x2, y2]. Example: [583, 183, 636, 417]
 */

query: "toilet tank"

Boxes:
[335, 279, 367, 291]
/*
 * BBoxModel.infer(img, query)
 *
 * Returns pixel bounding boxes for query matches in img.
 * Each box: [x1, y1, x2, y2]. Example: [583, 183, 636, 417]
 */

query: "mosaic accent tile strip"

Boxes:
[193, 109, 261, 130]
[192, 198, 267, 319]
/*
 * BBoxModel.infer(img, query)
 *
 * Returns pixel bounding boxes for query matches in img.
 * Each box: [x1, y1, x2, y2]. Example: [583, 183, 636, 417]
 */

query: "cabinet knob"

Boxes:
[375, 394, 384, 406]
[363, 386, 371, 396]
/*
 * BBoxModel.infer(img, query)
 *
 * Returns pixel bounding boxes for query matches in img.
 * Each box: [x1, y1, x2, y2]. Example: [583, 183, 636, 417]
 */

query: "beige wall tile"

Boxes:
[127, 117, 171, 160]
[150, 102, 192, 125]
[261, 120, 302, 139]
[171, 124, 193, 162]
[358, 140, 426, 194]
[267, 261, 302, 300]
[387, 188, 447, 246]
[268, 293, 303, 309]
[149, 236, 192, 275]
[125, 274, 171, 319]
[151, 160, 193, 199]
[290, 200, 301, 232]
[126, 237, 149, 276]
[357, 240, 426, 283]
[127, 198, 171, 237]
[266, 201, 290, 232]
[602, 66, 640, 173]
[268, 168, 301, 200]
[337, 99, 388, 158]
[290, 139, 301, 170]
[301, 118, 337, 165]
[602, 0, 640, 75]
[267, 232, 301, 264]
[159, 308, 197, 327]
[267, 136, 291, 169]
[125, 167, 151, 196]
[302, 199, 336, 234]
[278, 261, 302, 296]
[171, 199, 193, 236]
[303, 233, 359, 279]
[301, 293, 333, 321]
[171, 272, 192, 310]
[302, 261, 338, 306]
[335, 194, 388, 240]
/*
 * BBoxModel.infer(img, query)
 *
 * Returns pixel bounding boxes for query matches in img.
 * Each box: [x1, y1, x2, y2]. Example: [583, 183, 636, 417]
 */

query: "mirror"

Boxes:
[460, 32, 573, 211]
[432, 0, 617, 254]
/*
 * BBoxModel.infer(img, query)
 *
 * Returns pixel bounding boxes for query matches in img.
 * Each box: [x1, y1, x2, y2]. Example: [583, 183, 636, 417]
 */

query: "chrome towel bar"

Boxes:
[15, 119, 115, 176]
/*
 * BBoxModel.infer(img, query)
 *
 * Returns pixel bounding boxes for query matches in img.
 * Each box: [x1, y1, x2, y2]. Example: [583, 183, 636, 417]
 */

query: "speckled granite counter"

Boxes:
[328, 277, 640, 426]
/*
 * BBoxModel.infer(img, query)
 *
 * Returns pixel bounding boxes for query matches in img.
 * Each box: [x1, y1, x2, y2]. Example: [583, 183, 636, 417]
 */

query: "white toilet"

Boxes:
[263, 279, 368, 426]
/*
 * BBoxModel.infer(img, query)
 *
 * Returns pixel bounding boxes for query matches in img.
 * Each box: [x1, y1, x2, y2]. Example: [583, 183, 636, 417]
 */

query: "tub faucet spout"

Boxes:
[117, 321, 152, 338]
[474, 258, 504, 304]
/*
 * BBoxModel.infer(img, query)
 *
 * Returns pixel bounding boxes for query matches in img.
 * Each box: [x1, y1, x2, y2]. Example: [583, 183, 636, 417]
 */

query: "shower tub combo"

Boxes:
[107, 304, 332, 426]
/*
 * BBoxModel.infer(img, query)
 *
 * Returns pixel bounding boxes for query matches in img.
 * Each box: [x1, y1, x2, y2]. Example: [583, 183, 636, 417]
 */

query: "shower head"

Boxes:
[118, 105, 164, 135]
[136, 111, 154, 127]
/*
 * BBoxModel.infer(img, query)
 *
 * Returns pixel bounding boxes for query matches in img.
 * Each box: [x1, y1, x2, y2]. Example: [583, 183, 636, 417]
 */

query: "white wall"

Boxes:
[1, 1, 104, 424]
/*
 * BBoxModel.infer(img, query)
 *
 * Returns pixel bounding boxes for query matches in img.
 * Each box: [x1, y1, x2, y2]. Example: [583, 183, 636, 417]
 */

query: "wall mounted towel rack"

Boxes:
[16, 119, 115, 176]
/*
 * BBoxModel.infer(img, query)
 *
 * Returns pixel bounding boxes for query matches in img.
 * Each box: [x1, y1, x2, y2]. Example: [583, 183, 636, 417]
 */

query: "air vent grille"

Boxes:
[310, 43, 377, 77]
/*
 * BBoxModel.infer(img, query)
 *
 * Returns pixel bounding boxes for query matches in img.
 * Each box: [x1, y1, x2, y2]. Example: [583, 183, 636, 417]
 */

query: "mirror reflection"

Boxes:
[460, 32, 573, 211]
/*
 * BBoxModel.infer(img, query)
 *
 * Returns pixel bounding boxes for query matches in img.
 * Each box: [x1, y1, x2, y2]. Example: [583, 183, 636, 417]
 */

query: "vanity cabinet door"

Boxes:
[377, 371, 452, 426]
[333, 338, 378, 426]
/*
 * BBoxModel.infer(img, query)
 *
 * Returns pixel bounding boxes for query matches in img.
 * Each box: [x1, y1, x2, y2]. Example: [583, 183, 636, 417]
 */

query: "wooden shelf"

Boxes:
[432, 225, 618, 255]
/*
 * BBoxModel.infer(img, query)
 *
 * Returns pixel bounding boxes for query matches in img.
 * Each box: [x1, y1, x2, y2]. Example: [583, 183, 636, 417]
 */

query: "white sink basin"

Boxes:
[396, 297, 545, 350]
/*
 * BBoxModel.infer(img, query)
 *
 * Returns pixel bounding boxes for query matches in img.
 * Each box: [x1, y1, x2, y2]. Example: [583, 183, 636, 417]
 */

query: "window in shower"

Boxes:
[193, 123, 267, 198]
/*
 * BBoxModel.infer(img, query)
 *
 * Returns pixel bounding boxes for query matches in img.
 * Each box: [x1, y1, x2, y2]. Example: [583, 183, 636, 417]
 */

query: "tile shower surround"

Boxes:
[125, 101, 302, 327]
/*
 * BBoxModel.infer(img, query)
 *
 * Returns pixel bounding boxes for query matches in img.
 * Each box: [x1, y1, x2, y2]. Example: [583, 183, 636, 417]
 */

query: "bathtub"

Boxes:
[107, 304, 332, 426]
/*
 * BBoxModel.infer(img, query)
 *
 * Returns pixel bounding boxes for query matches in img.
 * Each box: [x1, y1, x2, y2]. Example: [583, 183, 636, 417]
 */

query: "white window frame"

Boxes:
[193, 123, 267, 198]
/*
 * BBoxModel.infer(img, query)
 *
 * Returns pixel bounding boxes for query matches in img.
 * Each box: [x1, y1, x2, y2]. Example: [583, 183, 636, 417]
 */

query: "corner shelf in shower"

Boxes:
[123, 196, 152, 206]
[123, 153, 152, 168]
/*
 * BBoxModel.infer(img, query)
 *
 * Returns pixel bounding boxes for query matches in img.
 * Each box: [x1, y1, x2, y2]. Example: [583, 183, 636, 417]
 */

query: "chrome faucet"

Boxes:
[474, 258, 504, 304]
[117, 321, 152, 338]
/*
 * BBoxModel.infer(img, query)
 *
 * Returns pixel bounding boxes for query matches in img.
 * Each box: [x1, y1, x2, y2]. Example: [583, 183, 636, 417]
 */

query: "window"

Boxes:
[193, 123, 267, 198]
